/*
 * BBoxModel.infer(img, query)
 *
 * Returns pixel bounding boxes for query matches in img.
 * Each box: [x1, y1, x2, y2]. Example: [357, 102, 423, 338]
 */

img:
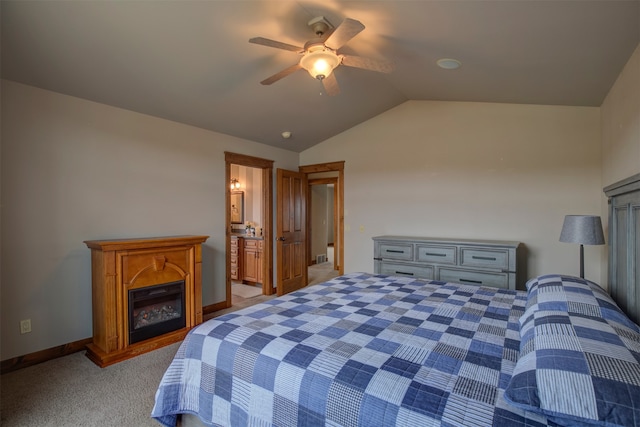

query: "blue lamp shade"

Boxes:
[559, 215, 605, 278]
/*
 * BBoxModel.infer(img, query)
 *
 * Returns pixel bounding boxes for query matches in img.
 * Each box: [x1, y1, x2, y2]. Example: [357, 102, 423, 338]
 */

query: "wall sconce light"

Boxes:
[230, 178, 240, 190]
[559, 215, 605, 279]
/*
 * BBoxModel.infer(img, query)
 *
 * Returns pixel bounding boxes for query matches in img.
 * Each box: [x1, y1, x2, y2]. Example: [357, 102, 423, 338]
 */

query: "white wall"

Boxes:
[301, 100, 603, 285]
[0, 80, 299, 360]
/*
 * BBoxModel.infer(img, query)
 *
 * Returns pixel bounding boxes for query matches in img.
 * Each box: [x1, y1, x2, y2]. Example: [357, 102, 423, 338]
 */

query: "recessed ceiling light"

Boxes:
[436, 58, 461, 70]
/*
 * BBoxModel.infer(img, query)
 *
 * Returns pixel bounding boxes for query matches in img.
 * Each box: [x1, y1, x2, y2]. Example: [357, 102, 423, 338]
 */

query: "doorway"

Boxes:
[299, 161, 345, 279]
[307, 179, 340, 286]
[274, 162, 345, 295]
[223, 157, 345, 309]
[225, 152, 274, 310]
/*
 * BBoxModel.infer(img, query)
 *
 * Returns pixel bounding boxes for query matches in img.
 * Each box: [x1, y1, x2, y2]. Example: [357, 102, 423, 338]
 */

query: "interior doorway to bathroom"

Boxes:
[225, 152, 273, 311]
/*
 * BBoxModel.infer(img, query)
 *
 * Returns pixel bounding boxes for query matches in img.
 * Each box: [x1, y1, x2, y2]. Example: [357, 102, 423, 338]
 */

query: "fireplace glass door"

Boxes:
[128, 280, 186, 344]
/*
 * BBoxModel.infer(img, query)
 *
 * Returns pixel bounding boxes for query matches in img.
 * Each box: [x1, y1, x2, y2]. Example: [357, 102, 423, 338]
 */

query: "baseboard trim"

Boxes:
[2, 303, 231, 375]
[1, 337, 93, 375]
[203, 300, 228, 316]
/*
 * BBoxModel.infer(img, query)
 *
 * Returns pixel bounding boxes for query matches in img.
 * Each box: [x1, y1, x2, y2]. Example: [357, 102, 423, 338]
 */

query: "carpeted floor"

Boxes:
[308, 261, 339, 286]
[231, 282, 263, 299]
[1, 341, 181, 427]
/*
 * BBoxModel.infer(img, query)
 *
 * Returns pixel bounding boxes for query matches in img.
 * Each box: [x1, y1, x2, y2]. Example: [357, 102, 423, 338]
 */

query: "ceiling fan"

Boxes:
[249, 16, 393, 96]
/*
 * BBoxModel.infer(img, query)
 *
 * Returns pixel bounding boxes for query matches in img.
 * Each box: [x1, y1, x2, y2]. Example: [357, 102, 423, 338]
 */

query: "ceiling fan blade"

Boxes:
[260, 63, 302, 85]
[342, 55, 394, 73]
[322, 73, 340, 96]
[249, 37, 303, 52]
[324, 18, 365, 50]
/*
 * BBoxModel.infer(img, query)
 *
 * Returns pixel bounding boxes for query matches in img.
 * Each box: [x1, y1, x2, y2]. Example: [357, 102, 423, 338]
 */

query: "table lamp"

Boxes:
[559, 215, 605, 278]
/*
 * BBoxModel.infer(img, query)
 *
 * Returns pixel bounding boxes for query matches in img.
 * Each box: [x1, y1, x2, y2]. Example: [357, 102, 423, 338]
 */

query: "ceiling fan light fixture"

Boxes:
[300, 48, 341, 80]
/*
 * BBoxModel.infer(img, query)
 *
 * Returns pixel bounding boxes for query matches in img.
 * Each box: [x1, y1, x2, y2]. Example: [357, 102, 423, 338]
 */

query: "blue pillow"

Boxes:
[505, 274, 640, 426]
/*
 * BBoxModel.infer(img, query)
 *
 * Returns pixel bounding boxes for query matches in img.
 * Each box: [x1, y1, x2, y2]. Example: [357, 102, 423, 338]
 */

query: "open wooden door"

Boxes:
[276, 168, 307, 295]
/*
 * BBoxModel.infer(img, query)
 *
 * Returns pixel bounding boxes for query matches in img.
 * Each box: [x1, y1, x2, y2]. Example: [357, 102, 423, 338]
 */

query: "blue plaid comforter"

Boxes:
[152, 273, 552, 426]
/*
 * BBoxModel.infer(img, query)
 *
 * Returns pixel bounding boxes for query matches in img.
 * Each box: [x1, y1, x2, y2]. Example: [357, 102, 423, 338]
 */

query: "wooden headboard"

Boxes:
[604, 173, 640, 324]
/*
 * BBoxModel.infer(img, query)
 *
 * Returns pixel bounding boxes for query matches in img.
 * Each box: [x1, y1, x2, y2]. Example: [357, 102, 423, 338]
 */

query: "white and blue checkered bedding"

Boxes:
[152, 272, 554, 426]
[505, 274, 640, 426]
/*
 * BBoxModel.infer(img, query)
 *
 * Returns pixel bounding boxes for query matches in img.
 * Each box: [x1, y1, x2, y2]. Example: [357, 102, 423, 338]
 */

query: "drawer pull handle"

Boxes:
[460, 278, 482, 284]
[386, 250, 405, 254]
[472, 256, 496, 261]
[425, 252, 446, 257]
[395, 271, 414, 276]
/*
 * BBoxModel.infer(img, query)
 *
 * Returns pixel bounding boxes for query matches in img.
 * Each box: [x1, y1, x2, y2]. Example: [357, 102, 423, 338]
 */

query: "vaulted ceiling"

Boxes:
[2, 1, 638, 152]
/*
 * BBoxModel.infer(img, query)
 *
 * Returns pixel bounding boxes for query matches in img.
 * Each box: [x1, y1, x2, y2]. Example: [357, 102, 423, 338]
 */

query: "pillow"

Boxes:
[520, 274, 640, 333]
[505, 274, 640, 426]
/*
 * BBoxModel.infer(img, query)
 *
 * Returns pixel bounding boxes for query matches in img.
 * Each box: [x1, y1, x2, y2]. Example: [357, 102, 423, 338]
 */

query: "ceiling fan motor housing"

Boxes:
[308, 16, 333, 37]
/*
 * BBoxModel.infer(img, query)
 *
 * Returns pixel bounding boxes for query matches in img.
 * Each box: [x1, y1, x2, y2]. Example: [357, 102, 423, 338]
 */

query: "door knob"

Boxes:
[277, 237, 286, 241]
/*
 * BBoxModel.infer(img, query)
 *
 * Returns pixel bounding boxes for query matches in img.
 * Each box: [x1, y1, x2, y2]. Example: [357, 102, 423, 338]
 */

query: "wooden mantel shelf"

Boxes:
[84, 235, 209, 251]
[84, 235, 208, 367]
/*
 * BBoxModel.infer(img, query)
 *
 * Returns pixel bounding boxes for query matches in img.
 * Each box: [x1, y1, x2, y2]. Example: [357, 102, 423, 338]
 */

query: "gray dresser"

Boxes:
[373, 236, 521, 290]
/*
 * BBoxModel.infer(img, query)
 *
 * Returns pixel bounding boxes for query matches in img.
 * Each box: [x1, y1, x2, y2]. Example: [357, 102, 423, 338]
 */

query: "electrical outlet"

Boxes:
[20, 319, 31, 334]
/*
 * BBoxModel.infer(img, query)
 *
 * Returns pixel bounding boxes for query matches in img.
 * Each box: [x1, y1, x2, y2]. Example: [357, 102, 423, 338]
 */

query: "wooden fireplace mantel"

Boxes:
[84, 235, 209, 367]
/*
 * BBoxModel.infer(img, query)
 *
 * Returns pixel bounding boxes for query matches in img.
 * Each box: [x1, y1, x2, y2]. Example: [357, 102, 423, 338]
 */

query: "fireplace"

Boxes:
[84, 235, 208, 367]
[129, 280, 186, 344]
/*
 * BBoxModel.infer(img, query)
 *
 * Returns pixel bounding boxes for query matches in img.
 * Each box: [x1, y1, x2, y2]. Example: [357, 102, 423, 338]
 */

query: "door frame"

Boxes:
[225, 152, 274, 309]
[299, 161, 344, 275]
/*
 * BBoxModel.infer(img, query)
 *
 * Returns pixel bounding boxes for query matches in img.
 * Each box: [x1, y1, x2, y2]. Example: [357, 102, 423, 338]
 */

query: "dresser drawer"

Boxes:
[244, 239, 259, 249]
[378, 243, 413, 261]
[460, 248, 509, 270]
[373, 236, 520, 290]
[439, 268, 509, 289]
[378, 262, 433, 280]
[416, 245, 456, 265]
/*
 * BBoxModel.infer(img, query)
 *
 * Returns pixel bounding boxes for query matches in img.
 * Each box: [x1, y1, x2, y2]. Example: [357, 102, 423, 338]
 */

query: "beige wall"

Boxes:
[310, 185, 330, 262]
[0, 80, 299, 360]
[2, 44, 638, 362]
[301, 100, 603, 285]
[601, 44, 640, 188]
[230, 165, 263, 233]
[599, 43, 640, 285]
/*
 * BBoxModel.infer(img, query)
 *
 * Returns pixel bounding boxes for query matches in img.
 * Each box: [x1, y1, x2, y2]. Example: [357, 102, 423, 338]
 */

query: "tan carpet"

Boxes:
[1, 342, 181, 426]
[231, 283, 263, 299]
[308, 262, 339, 286]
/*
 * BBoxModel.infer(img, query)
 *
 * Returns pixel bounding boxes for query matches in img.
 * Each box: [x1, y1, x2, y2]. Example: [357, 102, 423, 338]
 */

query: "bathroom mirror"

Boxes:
[230, 191, 244, 224]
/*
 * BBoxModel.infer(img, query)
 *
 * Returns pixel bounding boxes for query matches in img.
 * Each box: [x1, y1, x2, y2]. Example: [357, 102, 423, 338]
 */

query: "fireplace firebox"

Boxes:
[129, 280, 186, 344]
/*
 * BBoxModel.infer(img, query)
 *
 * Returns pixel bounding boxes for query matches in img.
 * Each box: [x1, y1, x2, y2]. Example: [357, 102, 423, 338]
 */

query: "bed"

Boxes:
[152, 272, 640, 427]
[153, 174, 640, 427]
